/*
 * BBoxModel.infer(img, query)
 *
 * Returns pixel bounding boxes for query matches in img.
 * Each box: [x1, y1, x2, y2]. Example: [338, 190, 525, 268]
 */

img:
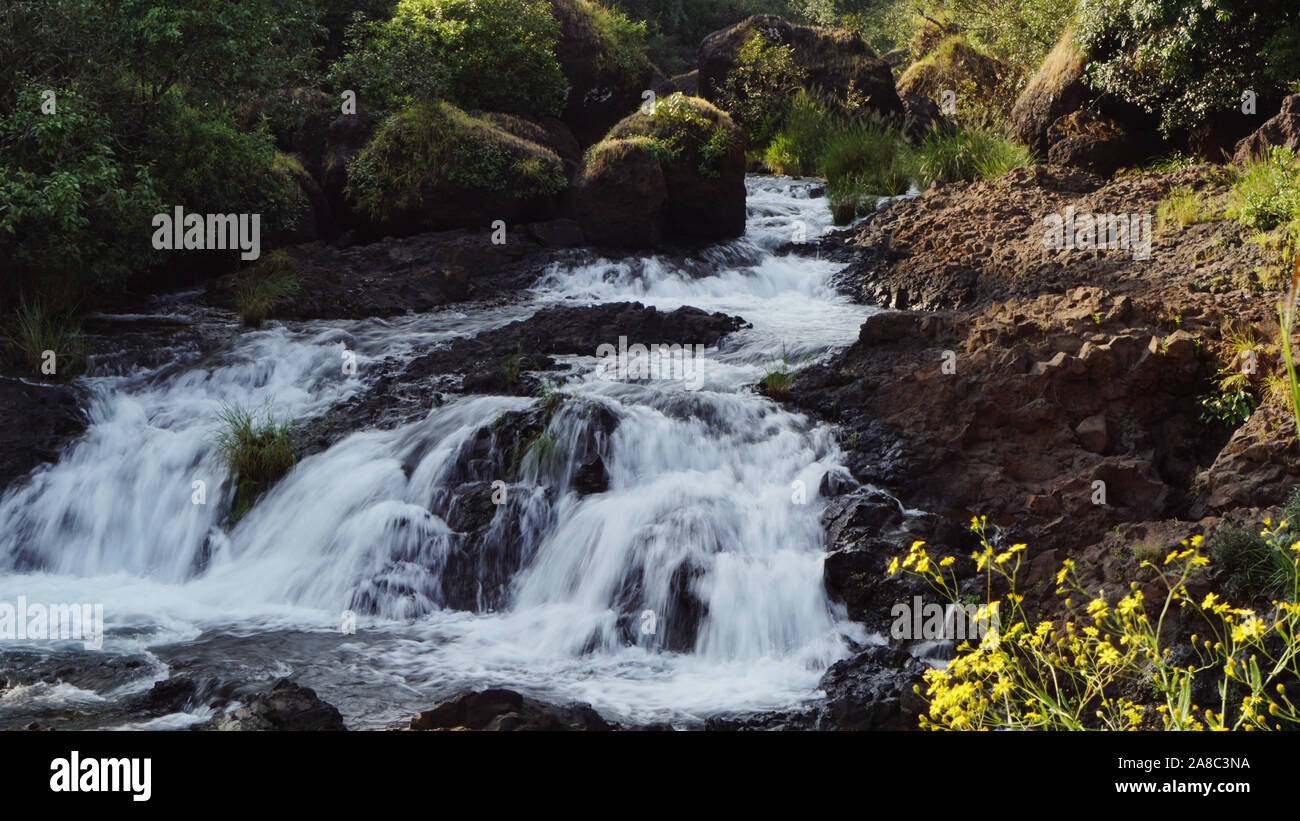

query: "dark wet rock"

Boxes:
[815, 644, 929, 730]
[899, 91, 945, 139]
[320, 108, 377, 239]
[410, 688, 613, 731]
[0, 378, 87, 495]
[212, 227, 576, 322]
[125, 676, 239, 718]
[195, 678, 345, 731]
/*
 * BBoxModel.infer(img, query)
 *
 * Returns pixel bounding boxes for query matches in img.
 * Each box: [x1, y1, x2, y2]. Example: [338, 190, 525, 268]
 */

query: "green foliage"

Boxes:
[330, 0, 567, 117]
[762, 90, 839, 176]
[2, 299, 90, 379]
[234, 251, 304, 327]
[820, 119, 916, 223]
[717, 32, 807, 149]
[1077, 0, 1300, 136]
[1211, 501, 1300, 603]
[1198, 385, 1256, 427]
[213, 402, 297, 524]
[607, 0, 809, 74]
[503, 343, 528, 386]
[347, 101, 567, 221]
[576, 0, 650, 77]
[0, 0, 319, 308]
[1229, 147, 1300, 233]
[613, 93, 737, 178]
[913, 124, 1034, 187]
[760, 343, 811, 400]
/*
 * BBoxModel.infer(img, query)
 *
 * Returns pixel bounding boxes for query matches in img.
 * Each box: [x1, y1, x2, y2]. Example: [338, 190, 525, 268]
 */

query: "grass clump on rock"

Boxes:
[3, 298, 89, 379]
[214, 402, 297, 525]
[234, 251, 303, 328]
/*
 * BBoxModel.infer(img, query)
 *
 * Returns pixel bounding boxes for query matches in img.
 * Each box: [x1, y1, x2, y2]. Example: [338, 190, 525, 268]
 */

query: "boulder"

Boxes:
[195, 679, 345, 731]
[900, 91, 945, 139]
[1008, 30, 1091, 156]
[345, 101, 567, 238]
[0, 378, 86, 496]
[1046, 110, 1143, 178]
[548, 0, 654, 146]
[320, 107, 377, 239]
[1234, 94, 1300, 165]
[698, 15, 901, 118]
[897, 35, 1004, 115]
[571, 138, 669, 247]
[410, 688, 613, 731]
[574, 94, 746, 247]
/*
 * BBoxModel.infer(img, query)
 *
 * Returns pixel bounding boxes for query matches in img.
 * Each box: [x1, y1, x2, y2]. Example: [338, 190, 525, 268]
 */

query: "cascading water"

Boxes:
[0, 177, 880, 728]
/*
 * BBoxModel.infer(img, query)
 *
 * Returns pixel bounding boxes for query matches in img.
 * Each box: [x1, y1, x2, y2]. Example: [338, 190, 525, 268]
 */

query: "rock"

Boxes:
[575, 94, 746, 247]
[655, 69, 699, 97]
[1046, 111, 1142, 178]
[897, 35, 1004, 113]
[1008, 30, 1090, 156]
[0, 378, 86, 496]
[899, 91, 945, 139]
[548, 0, 654, 146]
[195, 679, 345, 731]
[1076, 412, 1109, 454]
[816, 645, 930, 730]
[572, 138, 669, 247]
[320, 108, 377, 238]
[1234, 94, 1300, 165]
[410, 688, 613, 731]
[476, 112, 583, 179]
[346, 101, 566, 238]
[698, 15, 901, 118]
[525, 218, 586, 248]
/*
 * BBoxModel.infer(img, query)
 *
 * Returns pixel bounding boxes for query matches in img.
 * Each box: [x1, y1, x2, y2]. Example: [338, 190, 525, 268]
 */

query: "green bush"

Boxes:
[821, 120, 916, 195]
[1078, 0, 1300, 136]
[607, 93, 738, 178]
[574, 0, 649, 77]
[716, 31, 806, 149]
[330, 0, 568, 117]
[913, 124, 1034, 186]
[347, 101, 567, 220]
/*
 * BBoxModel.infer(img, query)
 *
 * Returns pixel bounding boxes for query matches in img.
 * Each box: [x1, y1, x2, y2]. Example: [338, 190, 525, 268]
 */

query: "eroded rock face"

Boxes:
[1234, 94, 1300, 165]
[409, 688, 613, 731]
[698, 15, 902, 118]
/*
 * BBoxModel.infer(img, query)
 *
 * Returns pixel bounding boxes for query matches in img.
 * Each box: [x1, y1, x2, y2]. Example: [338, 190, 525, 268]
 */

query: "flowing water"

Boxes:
[0, 177, 881, 729]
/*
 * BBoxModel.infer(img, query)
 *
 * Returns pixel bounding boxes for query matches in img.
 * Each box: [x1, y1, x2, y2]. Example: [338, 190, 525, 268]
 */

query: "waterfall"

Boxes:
[0, 177, 878, 728]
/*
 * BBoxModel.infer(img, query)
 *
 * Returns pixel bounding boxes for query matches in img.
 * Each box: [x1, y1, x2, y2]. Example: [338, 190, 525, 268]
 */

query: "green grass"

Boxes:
[502, 342, 528, 386]
[1210, 489, 1300, 602]
[4, 298, 89, 378]
[213, 402, 296, 524]
[1228, 146, 1300, 232]
[1157, 185, 1216, 231]
[760, 344, 811, 400]
[234, 250, 302, 327]
[913, 125, 1034, 188]
[762, 91, 838, 177]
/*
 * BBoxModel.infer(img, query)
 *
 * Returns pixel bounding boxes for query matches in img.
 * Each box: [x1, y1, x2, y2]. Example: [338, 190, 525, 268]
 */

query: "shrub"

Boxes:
[821, 120, 916, 210]
[893, 517, 1300, 730]
[913, 124, 1033, 187]
[346, 101, 567, 221]
[716, 31, 806, 149]
[1077, 0, 1300, 136]
[234, 251, 303, 327]
[214, 402, 297, 524]
[573, 0, 649, 78]
[330, 0, 567, 117]
[608, 93, 739, 179]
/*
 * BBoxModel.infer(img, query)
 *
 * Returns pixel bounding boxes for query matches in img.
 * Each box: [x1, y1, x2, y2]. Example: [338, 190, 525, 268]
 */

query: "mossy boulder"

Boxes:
[1007, 31, 1092, 156]
[897, 35, 1005, 116]
[572, 94, 745, 248]
[548, 0, 654, 146]
[698, 15, 901, 118]
[346, 101, 568, 237]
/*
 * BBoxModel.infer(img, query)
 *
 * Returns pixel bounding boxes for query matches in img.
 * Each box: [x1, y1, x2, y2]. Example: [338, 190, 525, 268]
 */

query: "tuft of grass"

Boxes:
[1228, 146, 1300, 232]
[214, 402, 296, 524]
[760, 343, 811, 400]
[762, 90, 839, 177]
[4, 298, 89, 378]
[1157, 185, 1217, 231]
[913, 125, 1033, 188]
[234, 251, 302, 327]
[502, 342, 528, 386]
[1210, 494, 1300, 602]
